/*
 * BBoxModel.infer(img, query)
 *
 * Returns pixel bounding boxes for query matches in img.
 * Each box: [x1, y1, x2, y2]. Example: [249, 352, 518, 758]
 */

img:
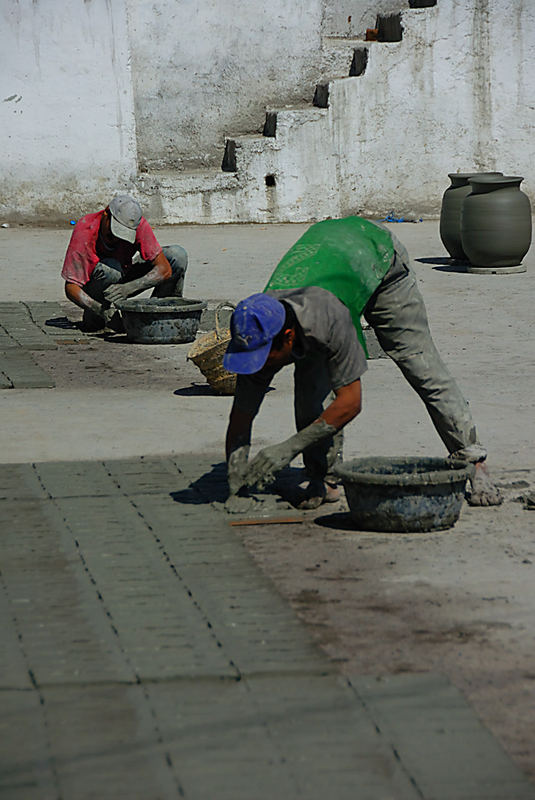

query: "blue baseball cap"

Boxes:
[223, 293, 286, 374]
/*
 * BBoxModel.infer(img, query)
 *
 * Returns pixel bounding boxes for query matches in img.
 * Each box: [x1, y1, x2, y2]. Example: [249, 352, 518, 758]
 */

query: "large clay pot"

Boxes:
[462, 176, 532, 274]
[439, 172, 502, 260]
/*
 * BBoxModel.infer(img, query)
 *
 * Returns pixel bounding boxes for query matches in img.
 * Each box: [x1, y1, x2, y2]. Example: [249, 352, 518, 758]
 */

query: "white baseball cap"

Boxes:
[108, 195, 142, 243]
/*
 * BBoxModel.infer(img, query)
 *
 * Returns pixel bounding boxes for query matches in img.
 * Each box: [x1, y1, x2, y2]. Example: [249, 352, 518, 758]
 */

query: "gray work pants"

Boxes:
[82, 244, 188, 329]
[294, 356, 344, 481]
[296, 260, 485, 481]
[363, 265, 486, 463]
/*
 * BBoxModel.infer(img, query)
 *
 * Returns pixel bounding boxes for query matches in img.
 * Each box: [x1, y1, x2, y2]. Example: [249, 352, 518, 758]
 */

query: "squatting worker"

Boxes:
[223, 215, 502, 509]
[62, 195, 188, 332]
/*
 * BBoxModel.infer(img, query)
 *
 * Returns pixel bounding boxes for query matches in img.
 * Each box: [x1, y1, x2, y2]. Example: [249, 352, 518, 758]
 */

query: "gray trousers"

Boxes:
[298, 263, 485, 481]
[82, 245, 188, 328]
[294, 356, 344, 480]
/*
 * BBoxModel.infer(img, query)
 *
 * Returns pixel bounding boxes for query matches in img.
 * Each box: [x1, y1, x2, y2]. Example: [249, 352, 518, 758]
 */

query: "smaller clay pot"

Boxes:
[439, 172, 503, 260]
[462, 176, 532, 274]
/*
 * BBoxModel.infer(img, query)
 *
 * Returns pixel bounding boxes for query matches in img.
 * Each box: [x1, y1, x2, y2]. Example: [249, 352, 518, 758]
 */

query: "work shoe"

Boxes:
[294, 479, 341, 510]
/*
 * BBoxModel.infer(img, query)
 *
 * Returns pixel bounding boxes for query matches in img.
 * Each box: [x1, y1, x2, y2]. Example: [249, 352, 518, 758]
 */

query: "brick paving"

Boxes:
[1, 455, 534, 799]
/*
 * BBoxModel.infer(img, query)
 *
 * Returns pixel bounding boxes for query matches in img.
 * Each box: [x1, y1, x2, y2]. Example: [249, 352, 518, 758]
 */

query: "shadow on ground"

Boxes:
[313, 511, 356, 531]
[45, 316, 80, 329]
[415, 256, 468, 273]
[170, 462, 309, 509]
[171, 461, 229, 504]
[174, 384, 219, 396]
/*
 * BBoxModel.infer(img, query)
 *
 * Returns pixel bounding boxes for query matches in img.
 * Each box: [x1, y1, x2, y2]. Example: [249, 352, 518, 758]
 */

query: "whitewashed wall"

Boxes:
[127, 0, 412, 171]
[323, 0, 410, 37]
[1, 0, 534, 222]
[126, 0, 326, 170]
[0, 0, 137, 221]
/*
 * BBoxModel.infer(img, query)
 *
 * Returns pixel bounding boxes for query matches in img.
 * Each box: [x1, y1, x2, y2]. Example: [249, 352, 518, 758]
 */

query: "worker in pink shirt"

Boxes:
[62, 195, 188, 332]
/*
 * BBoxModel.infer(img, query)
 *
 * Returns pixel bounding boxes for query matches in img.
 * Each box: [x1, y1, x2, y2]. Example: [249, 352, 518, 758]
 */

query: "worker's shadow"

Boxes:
[44, 316, 81, 330]
[415, 257, 468, 273]
[170, 462, 304, 506]
[173, 386, 275, 397]
[174, 385, 220, 397]
[170, 461, 229, 505]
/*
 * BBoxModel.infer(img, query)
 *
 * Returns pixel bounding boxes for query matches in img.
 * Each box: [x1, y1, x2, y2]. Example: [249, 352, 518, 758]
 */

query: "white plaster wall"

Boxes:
[2, 0, 534, 223]
[333, 0, 535, 215]
[126, 0, 327, 171]
[488, 0, 535, 182]
[0, 0, 137, 221]
[323, 0, 410, 37]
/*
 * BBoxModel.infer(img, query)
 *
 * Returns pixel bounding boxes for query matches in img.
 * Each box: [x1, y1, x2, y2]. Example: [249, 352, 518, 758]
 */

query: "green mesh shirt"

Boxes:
[264, 216, 394, 354]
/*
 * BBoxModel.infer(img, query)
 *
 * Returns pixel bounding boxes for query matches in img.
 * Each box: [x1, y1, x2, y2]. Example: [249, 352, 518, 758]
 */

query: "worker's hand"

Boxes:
[99, 305, 117, 324]
[227, 445, 250, 496]
[104, 283, 132, 305]
[244, 419, 338, 491]
[245, 441, 295, 490]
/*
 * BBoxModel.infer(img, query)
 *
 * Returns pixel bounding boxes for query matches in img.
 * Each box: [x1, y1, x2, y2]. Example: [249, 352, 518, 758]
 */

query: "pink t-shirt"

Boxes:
[61, 210, 162, 286]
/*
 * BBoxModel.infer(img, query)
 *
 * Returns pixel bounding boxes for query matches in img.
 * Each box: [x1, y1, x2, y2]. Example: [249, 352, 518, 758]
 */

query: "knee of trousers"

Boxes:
[392, 351, 457, 394]
[162, 245, 188, 276]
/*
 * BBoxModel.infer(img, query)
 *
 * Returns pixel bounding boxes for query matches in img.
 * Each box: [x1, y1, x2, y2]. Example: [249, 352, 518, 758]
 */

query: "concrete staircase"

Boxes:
[135, 4, 440, 224]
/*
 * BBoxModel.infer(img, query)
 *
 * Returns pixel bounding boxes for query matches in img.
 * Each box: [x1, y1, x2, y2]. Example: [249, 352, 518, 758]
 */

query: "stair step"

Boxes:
[136, 169, 238, 191]
[134, 1, 442, 225]
[376, 12, 403, 42]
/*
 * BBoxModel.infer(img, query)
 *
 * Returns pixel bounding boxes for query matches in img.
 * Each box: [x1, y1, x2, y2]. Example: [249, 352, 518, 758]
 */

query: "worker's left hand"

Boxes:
[103, 283, 132, 305]
[227, 445, 250, 496]
[244, 420, 338, 491]
[245, 441, 295, 490]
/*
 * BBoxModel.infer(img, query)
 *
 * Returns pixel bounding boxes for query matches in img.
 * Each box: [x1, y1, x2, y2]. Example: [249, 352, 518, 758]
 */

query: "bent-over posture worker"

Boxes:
[62, 195, 188, 331]
[223, 216, 502, 509]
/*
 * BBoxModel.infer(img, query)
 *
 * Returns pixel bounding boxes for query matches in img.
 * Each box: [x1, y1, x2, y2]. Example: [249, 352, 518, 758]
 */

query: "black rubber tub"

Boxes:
[333, 457, 475, 532]
[116, 297, 207, 343]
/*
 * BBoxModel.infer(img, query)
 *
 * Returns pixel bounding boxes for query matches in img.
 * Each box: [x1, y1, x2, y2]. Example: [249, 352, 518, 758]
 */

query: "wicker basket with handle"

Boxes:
[187, 302, 237, 395]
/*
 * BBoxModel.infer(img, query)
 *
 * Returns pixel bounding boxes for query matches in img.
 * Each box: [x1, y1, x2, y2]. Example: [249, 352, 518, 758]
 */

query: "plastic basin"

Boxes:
[116, 297, 207, 343]
[333, 457, 475, 532]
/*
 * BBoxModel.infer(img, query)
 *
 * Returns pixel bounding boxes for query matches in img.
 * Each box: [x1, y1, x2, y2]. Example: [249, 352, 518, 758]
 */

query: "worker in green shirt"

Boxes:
[224, 216, 502, 509]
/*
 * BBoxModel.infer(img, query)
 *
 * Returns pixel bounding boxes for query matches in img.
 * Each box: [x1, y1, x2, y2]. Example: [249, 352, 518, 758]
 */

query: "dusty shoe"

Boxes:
[294, 479, 341, 510]
[106, 310, 125, 334]
[468, 462, 503, 506]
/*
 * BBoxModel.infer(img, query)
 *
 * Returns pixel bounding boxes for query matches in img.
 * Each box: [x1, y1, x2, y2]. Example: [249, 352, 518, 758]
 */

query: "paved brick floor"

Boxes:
[1, 455, 533, 799]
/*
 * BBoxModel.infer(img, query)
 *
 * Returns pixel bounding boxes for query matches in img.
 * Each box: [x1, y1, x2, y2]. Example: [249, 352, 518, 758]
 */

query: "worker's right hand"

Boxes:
[227, 445, 250, 495]
[104, 283, 132, 305]
[99, 305, 117, 324]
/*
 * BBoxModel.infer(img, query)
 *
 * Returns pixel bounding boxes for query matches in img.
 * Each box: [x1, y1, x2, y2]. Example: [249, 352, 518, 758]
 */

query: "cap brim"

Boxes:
[223, 339, 272, 375]
[110, 215, 137, 243]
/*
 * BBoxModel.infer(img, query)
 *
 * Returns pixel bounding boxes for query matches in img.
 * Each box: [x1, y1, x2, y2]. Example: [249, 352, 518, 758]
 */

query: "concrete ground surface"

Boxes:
[1, 219, 534, 796]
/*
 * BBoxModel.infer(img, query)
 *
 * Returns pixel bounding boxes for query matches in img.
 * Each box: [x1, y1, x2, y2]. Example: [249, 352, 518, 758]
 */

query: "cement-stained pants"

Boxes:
[363, 265, 486, 463]
[82, 245, 188, 329]
[296, 260, 486, 481]
[294, 355, 344, 480]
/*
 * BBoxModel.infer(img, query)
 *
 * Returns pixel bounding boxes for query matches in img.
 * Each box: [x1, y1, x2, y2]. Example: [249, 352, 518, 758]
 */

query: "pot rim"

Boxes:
[447, 171, 503, 186]
[468, 175, 523, 186]
[333, 456, 474, 487]
[116, 297, 208, 313]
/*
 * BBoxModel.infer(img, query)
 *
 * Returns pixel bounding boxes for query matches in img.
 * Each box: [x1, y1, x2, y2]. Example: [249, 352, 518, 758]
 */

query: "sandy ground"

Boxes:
[1, 219, 534, 781]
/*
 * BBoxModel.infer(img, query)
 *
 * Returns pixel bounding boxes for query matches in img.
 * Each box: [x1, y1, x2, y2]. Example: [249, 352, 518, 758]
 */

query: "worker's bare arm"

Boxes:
[225, 405, 254, 460]
[225, 405, 255, 495]
[320, 379, 362, 429]
[240, 379, 362, 491]
[104, 250, 172, 304]
[64, 281, 109, 318]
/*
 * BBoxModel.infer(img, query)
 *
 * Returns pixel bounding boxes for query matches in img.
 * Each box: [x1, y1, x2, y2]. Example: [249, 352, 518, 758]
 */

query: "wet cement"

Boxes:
[1, 454, 534, 799]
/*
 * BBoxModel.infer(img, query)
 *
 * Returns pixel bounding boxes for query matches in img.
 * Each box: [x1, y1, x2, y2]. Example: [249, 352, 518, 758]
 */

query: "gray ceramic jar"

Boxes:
[462, 176, 532, 274]
[439, 172, 503, 260]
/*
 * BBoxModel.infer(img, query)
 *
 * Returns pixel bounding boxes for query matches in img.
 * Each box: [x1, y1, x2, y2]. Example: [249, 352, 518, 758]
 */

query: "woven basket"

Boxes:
[187, 302, 237, 395]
